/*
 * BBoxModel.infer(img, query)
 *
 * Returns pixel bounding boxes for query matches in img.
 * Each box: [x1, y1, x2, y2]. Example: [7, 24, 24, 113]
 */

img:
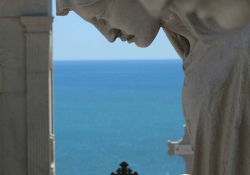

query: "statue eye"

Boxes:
[95, 8, 107, 21]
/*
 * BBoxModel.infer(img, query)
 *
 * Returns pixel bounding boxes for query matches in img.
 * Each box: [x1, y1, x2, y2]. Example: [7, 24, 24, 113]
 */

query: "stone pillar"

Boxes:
[0, 1, 54, 175]
[21, 16, 54, 175]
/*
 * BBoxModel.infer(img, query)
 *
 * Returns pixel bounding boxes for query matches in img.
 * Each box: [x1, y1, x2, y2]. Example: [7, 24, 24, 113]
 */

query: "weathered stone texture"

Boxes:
[22, 16, 54, 175]
[56, 0, 250, 174]
[0, 1, 54, 175]
[0, 17, 27, 175]
[0, 0, 52, 16]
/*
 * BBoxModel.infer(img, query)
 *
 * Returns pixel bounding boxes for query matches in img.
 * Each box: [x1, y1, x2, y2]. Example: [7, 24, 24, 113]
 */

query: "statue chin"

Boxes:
[118, 35, 151, 48]
[134, 39, 154, 48]
[72, 0, 161, 49]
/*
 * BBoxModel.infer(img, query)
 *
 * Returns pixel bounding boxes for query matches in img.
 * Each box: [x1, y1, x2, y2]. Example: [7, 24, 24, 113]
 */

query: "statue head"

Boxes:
[57, 0, 160, 47]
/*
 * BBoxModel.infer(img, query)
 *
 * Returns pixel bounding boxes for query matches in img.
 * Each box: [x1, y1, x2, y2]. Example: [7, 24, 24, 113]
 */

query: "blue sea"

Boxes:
[54, 60, 185, 175]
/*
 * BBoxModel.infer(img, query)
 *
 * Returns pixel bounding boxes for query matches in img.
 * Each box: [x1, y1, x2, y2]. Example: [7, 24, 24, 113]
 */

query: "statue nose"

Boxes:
[98, 28, 118, 43]
[92, 21, 120, 43]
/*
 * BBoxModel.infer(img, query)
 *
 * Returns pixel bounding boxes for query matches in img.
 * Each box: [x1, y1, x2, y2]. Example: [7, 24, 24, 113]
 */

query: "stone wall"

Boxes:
[0, 0, 54, 175]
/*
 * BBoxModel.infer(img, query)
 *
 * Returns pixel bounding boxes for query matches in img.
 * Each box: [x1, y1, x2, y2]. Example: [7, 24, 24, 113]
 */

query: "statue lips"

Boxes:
[117, 34, 135, 43]
[113, 34, 121, 42]
[127, 35, 135, 43]
[112, 29, 135, 44]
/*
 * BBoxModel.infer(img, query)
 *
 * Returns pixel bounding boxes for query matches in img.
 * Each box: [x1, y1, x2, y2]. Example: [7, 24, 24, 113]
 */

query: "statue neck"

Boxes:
[159, 8, 197, 59]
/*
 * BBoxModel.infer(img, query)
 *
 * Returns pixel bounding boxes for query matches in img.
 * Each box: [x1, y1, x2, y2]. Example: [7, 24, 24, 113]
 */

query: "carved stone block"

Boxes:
[0, 0, 52, 16]
[1, 93, 27, 175]
[0, 1, 53, 175]
[0, 66, 2, 92]
[0, 17, 27, 175]
[0, 18, 26, 93]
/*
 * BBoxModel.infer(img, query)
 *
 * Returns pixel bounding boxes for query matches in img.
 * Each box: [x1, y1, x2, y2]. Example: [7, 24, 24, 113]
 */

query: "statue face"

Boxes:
[74, 0, 160, 47]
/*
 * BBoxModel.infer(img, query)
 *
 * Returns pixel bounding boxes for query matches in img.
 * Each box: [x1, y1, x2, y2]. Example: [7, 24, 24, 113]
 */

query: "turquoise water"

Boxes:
[54, 60, 185, 175]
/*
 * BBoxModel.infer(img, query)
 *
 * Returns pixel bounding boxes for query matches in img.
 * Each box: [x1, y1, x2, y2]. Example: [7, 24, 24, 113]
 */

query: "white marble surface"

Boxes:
[0, 1, 54, 175]
[56, 0, 250, 174]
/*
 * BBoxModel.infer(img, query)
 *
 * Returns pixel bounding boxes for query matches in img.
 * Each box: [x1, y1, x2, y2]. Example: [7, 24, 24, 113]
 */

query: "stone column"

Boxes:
[21, 16, 54, 175]
[0, 1, 54, 175]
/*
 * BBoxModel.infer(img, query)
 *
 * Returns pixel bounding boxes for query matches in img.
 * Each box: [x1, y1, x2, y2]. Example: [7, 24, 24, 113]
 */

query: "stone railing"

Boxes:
[168, 125, 193, 175]
[110, 126, 193, 175]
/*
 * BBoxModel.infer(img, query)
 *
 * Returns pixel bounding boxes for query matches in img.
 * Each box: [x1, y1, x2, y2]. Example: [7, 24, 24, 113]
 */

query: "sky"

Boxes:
[52, 0, 180, 60]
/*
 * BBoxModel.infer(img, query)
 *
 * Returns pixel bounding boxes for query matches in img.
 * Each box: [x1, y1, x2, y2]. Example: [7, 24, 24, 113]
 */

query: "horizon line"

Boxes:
[53, 58, 181, 61]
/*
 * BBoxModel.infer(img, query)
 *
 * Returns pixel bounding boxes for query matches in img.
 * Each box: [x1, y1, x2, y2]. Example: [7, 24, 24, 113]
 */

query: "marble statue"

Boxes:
[57, 0, 250, 174]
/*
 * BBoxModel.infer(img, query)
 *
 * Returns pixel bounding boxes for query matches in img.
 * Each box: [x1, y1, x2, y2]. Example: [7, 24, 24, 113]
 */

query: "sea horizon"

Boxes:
[53, 58, 181, 61]
[54, 59, 186, 175]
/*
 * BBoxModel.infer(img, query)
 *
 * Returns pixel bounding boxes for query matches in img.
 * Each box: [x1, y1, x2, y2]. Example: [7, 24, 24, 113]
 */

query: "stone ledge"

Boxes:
[21, 16, 54, 33]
